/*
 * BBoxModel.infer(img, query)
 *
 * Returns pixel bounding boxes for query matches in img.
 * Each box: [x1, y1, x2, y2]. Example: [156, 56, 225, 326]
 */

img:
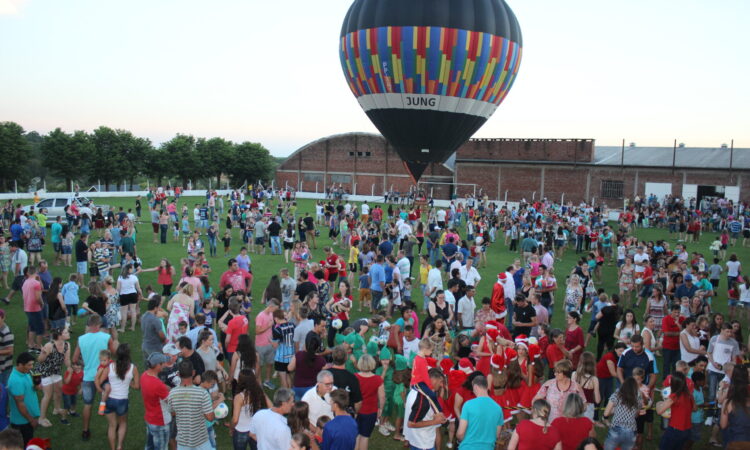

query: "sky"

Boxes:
[1, 0, 748, 156]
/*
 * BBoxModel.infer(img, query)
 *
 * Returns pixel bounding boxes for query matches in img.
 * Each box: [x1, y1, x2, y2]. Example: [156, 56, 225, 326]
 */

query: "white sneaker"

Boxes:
[385, 422, 396, 432]
[705, 417, 713, 426]
[378, 425, 391, 436]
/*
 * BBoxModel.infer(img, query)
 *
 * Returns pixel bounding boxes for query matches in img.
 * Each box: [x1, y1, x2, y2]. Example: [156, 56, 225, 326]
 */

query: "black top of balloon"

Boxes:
[340, 0, 522, 45]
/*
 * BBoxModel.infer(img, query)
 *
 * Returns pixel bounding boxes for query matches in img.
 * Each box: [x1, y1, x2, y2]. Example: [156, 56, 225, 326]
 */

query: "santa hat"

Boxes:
[486, 328, 499, 341]
[505, 347, 518, 361]
[490, 353, 505, 369]
[26, 438, 51, 450]
[514, 335, 529, 345]
[458, 358, 474, 374]
[440, 358, 454, 375]
[425, 357, 438, 369]
[485, 320, 500, 331]
[448, 369, 468, 391]
[498, 273, 507, 281]
[528, 343, 541, 361]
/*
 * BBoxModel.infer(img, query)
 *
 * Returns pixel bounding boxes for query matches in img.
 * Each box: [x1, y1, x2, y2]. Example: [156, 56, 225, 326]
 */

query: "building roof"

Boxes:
[594, 145, 749, 169]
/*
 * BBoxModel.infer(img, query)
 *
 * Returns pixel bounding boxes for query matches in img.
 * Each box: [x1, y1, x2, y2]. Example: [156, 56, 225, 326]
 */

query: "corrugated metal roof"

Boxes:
[595, 146, 750, 169]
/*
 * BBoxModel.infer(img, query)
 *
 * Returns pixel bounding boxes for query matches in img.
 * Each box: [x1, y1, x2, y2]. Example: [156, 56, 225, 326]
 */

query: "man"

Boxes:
[249, 388, 294, 450]
[219, 258, 253, 293]
[50, 216, 63, 264]
[186, 314, 218, 351]
[8, 352, 39, 446]
[322, 389, 358, 450]
[177, 336, 205, 385]
[150, 207, 160, 243]
[360, 201, 370, 223]
[224, 299, 248, 358]
[253, 217, 267, 255]
[118, 229, 136, 262]
[457, 286, 477, 331]
[72, 314, 116, 441]
[458, 257, 481, 289]
[141, 296, 167, 362]
[425, 260, 443, 304]
[633, 246, 649, 278]
[369, 255, 386, 312]
[674, 273, 699, 300]
[279, 268, 296, 311]
[706, 323, 740, 417]
[661, 303, 683, 376]
[529, 293, 548, 338]
[511, 293, 537, 338]
[329, 346, 362, 413]
[301, 370, 334, 425]
[256, 299, 280, 390]
[404, 368, 447, 450]
[377, 234, 393, 258]
[519, 233, 537, 264]
[616, 335, 655, 390]
[441, 237, 458, 272]
[267, 217, 282, 255]
[167, 360, 215, 450]
[0, 309, 14, 386]
[1, 242, 27, 305]
[292, 307, 314, 352]
[75, 233, 89, 280]
[457, 375, 503, 449]
[541, 248, 555, 271]
[141, 353, 171, 450]
[21, 266, 43, 352]
[396, 249, 411, 281]
[324, 247, 343, 283]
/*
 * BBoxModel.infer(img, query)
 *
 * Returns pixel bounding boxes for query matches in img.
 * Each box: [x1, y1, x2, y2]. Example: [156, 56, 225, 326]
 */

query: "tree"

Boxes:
[0, 122, 30, 191]
[88, 126, 128, 189]
[117, 131, 152, 188]
[161, 134, 200, 188]
[143, 147, 172, 187]
[41, 128, 92, 189]
[197, 137, 234, 188]
[227, 141, 274, 187]
[25, 131, 46, 186]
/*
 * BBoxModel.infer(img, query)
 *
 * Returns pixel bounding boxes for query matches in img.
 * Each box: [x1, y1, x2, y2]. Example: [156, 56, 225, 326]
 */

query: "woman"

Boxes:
[688, 296, 708, 319]
[719, 367, 750, 447]
[355, 354, 385, 450]
[288, 333, 327, 400]
[418, 255, 432, 312]
[0, 235, 10, 289]
[564, 275, 584, 313]
[282, 223, 295, 264]
[262, 275, 282, 306]
[602, 377, 641, 450]
[116, 265, 142, 333]
[37, 327, 71, 427]
[423, 316, 451, 360]
[291, 242, 310, 280]
[166, 284, 195, 342]
[83, 281, 108, 325]
[509, 399, 562, 450]
[155, 258, 175, 296]
[46, 277, 67, 330]
[595, 343, 626, 425]
[102, 276, 121, 340]
[229, 335, 260, 394]
[565, 311, 585, 367]
[422, 290, 452, 336]
[679, 317, 705, 365]
[534, 359, 585, 422]
[644, 286, 667, 335]
[614, 310, 640, 345]
[655, 372, 694, 450]
[618, 258, 635, 307]
[97, 343, 139, 450]
[551, 394, 595, 450]
[573, 351, 600, 421]
[232, 368, 270, 450]
[726, 254, 741, 287]
[641, 316, 659, 354]
[326, 280, 352, 347]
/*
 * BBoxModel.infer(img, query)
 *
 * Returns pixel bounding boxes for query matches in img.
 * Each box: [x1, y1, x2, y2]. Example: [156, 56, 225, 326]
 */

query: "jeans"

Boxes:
[0, 367, 11, 386]
[410, 446, 435, 450]
[160, 224, 168, 243]
[604, 425, 635, 450]
[505, 297, 514, 333]
[707, 370, 724, 419]
[63, 393, 77, 410]
[659, 427, 690, 450]
[232, 431, 258, 450]
[596, 377, 614, 421]
[207, 426, 216, 449]
[270, 236, 281, 255]
[428, 246, 439, 266]
[208, 236, 217, 257]
[177, 442, 212, 450]
[145, 422, 170, 450]
[662, 348, 680, 377]
[371, 290, 383, 312]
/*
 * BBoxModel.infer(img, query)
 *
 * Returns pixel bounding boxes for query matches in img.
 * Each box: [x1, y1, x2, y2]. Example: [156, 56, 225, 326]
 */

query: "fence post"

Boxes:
[14, 180, 17, 194]
[532, 191, 536, 202]
[353, 183, 357, 195]
[504, 190, 508, 203]
[561, 193, 565, 205]
[315, 182, 319, 193]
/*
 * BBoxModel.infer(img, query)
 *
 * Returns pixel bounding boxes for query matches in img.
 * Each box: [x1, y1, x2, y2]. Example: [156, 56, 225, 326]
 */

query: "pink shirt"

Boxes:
[22, 278, 42, 313]
[255, 310, 274, 347]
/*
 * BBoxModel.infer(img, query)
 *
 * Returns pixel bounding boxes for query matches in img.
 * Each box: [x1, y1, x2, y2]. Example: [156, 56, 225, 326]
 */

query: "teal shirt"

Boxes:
[459, 396, 503, 450]
[51, 222, 63, 244]
[79, 331, 111, 381]
[8, 368, 40, 425]
[692, 387, 705, 423]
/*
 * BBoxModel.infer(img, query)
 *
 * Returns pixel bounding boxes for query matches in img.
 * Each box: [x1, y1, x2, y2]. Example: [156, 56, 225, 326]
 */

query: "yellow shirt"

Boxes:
[420, 264, 432, 285]
[348, 246, 359, 264]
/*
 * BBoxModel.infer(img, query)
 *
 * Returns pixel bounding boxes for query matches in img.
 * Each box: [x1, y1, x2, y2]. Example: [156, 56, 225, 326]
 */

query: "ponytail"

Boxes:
[532, 398, 552, 433]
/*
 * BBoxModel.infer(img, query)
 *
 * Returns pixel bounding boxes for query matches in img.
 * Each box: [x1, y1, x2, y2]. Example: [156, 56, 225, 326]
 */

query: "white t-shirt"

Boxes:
[118, 275, 139, 295]
[11, 250, 28, 276]
[402, 337, 420, 365]
[726, 261, 741, 277]
[397, 257, 411, 280]
[426, 268, 443, 299]
[444, 290, 456, 309]
[248, 408, 292, 450]
[404, 388, 439, 448]
[459, 266, 481, 287]
[361, 204, 370, 215]
[398, 223, 412, 239]
[707, 336, 740, 374]
[740, 284, 750, 304]
[449, 260, 462, 275]
[457, 296, 476, 328]
[634, 253, 649, 273]
[679, 330, 701, 364]
[300, 387, 333, 426]
[436, 210, 447, 222]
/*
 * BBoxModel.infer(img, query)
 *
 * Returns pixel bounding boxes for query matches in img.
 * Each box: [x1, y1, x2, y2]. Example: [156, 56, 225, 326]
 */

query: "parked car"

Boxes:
[25, 196, 110, 220]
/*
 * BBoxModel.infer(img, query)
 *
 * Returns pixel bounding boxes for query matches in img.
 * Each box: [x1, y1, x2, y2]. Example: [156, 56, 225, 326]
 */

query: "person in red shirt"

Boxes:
[62, 360, 85, 417]
[595, 342, 626, 420]
[219, 259, 253, 293]
[490, 274, 506, 323]
[354, 354, 385, 447]
[224, 300, 248, 356]
[324, 247, 342, 282]
[545, 329, 568, 379]
[661, 304, 683, 377]
[141, 353, 172, 447]
[636, 260, 655, 307]
[551, 394, 595, 450]
[564, 311, 585, 368]
[656, 372, 694, 449]
[508, 398, 562, 450]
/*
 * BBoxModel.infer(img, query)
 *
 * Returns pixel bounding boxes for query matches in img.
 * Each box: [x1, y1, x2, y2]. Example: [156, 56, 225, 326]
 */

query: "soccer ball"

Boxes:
[475, 236, 484, 245]
[331, 319, 343, 330]
[77, 308, 88, 317]
[379, 297, 389, 308]
[214, 402, 229, 420]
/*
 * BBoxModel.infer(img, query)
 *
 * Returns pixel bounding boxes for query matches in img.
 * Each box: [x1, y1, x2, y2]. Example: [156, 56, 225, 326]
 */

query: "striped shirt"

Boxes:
[273, 322, 295, 364]
[0, 324, 13, 373]
[167, 385, 213, 448]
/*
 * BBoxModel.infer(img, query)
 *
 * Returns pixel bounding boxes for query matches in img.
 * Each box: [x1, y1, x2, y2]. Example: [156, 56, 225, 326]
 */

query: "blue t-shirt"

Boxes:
[359, 273, 371, 289]
[9, 224, 22, 241]
[370, 263, 385, 293]
[459, 396, 503, 449]
[8, 368, 39, 425]
[378, 240, 393, 257]
[78, 331, 111, 381]
[321, 415, 358, 450]
[50, 222, 63, 244]
[384, 265, 394, 284]
[62, 281, 79, 306]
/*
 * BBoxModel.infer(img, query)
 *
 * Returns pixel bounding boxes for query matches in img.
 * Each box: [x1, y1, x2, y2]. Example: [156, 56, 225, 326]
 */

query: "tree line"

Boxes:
[0, 121, 276, 192]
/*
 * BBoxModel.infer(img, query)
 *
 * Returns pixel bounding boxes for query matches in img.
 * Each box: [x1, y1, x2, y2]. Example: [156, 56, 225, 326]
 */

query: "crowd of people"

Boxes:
[0, 188, 747, 450]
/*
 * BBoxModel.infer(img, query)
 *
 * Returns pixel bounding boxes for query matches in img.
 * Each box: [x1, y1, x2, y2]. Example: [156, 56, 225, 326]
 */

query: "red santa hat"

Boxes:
[490, 353, 505, 369]
[440, 358, 454, 375]
[485, 320, 500, 331]
[498, 273, 507, 281]
[458, 357, 474, 374]
[505, 347, 518, 361]
[528, 343, 541, 362]
[425, 357, 438, 369]
[514, 335, 529, 345]
[448, 369, 468, 391]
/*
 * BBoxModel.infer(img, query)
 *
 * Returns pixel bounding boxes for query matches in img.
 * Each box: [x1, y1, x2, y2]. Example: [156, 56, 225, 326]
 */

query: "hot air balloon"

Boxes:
[339, 0, 523, 181]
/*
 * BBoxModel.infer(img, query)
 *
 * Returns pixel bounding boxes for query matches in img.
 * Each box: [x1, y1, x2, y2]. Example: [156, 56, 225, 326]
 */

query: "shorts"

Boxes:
[274, 361, 290, 372]
[283, 241, 294, 250]
[730, 231, 739, 239]
[254, 237, 265, 246]
[119, 292, 138, 306]
[356, 412, 377, 437]
[257, 345, 274, 365]
[62, 245, 72, 255]
[636, 409, 654, 433]
[328, 272, 339, 282]
[41, 374, 62, 387]
[11, 275, 25, 291]
[89, 265, 99, 277]
[104, 397, 129, 416]
[729, 298, 739, 307]
[710, 279, 719, 288]
[690, 423, 702, 442]
[82, 380, 96, 404]
[26, 311, 45, 335]
[744, 229, 750, 239]
[53, 242, 62, 253]
[152, 223, 159, 233]
[349, 263, 357, 273]
[77, 261, 88, 275]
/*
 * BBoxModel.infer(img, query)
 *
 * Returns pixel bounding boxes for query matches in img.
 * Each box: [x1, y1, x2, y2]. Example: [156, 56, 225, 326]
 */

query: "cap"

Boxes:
[148, 353, 171, 367]
[162, 343, 180, 356]
[684, 274, 693, 281]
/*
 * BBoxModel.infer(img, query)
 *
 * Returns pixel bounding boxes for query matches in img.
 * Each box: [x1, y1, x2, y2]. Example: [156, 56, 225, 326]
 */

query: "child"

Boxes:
[62, 274, 80, 325]
[177, 321, 189, 339]
[222, 230, 231, 257]
[314, 415, 331, 446]
[358, 266, 371, 313]
[391, 355, 410, 441]
[62, 229, 74, 268]
[709, 237, 721, 259]
[271, 309, 295, 389]
[94, 350, 112, 415]
[686, 371, 705, 450]
[202, 298, 217, 327]
[172, 221, 180, 242]
[62, 360, 84, 418]
[403, 278, 412, 304]
[410, 339, 435, 389]
[181, 217, 191, 246]
[632, 367, 653, 446]
[199, 370, 224, 449]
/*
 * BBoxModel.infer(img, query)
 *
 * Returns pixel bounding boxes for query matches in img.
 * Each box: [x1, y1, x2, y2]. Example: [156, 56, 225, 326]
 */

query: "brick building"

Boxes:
[275, 132, 749, 204]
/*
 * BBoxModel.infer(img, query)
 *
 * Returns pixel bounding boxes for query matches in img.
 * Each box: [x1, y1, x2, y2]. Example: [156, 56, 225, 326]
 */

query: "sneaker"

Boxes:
[68, 410, 79, 417]
[385, 422, 396, 432]
[0, 298, 9, 305]
[378, 425, 391, 436]
[81, 430, 90, 441]
[60, 418, 71, 425]
[262, 380, 276, 390]
[38, 418, 52, 427]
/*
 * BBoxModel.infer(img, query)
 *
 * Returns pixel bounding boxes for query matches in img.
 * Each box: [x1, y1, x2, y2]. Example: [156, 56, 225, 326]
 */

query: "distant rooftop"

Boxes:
[594, 145, 749, 169]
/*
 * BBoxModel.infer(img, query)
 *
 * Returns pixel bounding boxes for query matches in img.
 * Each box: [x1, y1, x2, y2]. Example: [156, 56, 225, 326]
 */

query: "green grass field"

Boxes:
[5, 195, 745, 449]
